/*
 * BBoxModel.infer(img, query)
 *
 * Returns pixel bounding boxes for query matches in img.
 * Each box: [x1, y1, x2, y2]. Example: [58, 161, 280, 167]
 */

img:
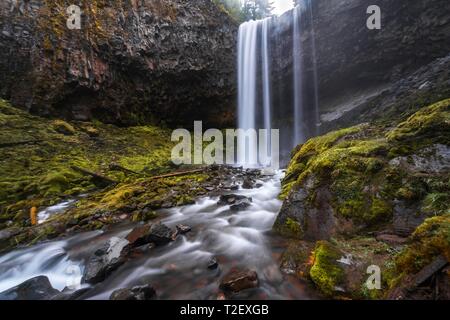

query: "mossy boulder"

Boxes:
[274, 99, 450, 240]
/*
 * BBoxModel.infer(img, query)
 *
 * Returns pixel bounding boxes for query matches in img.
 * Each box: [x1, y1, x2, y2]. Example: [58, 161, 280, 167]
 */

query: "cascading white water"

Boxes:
[293, 5, 305, 146]
[237, 18, 272, 167]
[238, 21, 259, 166]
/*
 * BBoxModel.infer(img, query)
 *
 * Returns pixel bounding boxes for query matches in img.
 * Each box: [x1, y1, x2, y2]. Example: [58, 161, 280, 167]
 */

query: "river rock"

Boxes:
[83, 237, 129, 284]
[230, 198, 253, 212]
[125, 224, 152, 248]
[0, 276, 60, 300]
[176, 224, 192, 235]
[242, 178, 255, 189]
[207, 258, 219, 270]
[217, 194, 249, 206]
[220, 268, 259, 293]
[147, 223, 174, 246]
[110, 284, 156, 300]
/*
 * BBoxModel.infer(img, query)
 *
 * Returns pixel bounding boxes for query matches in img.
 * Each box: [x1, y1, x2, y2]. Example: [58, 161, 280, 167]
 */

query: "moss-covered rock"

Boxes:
[275, 99, 450, 240]
[309, 241, 345, 296]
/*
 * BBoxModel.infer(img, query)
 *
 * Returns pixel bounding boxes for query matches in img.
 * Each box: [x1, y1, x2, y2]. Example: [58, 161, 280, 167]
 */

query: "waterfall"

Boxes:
[237, 19, 272, 167]
[237, 1, 320, 166]
[293, 5, 304, 146]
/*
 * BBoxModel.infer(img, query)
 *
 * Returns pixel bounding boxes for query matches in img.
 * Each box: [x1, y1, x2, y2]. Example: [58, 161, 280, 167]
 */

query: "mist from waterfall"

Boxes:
[237, 0, 319, 166]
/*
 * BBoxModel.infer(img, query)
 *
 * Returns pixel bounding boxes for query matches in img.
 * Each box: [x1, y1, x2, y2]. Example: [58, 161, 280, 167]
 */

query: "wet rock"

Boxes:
[220, 268, 259, 293]
[176, 224, 192, 235]
[242, 178, 255, 189]
[51, 287, 92, 300]
[125, 224, 152, 248]
[147, 223, 174, 246]
[0, 276, 60, 300]
[110, 284, 156, 300]
[217, 194, 248, 206]
[230, 199, 252, 212]
[83, 237, 129, 284]
[207, 258, 219, 270]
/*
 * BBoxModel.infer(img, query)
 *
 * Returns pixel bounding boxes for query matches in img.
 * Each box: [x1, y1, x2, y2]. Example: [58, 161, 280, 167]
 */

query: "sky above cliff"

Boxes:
[273, 0, 295, 15]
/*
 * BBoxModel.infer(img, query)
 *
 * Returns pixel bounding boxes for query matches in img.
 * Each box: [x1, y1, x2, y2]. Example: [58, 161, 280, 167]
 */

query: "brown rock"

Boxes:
[220, 268, 259, 293]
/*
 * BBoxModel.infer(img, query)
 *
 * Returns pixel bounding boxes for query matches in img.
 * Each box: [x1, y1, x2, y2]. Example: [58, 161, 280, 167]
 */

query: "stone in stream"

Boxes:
[230, 198, 252, 212]
[0, 276, 60, 300]
[219, 268, 259, 294]
[176, 224, 192, 235]
[217, 194, 249, 206]
[83, 237, 130, 284]
[147, 223, 174, 246]
[51, 287, 92, 300]
[242, 178, 255, 189]
[125, 223, 174, 248]
[110, 284, 156, 300]
[125, 224, 152, 248]
[207, 257, 219, 270]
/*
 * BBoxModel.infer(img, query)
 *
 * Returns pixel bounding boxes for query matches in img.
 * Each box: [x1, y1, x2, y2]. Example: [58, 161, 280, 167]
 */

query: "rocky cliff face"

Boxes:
[0, 0, 237, 127]
[270, 0, 450, 134]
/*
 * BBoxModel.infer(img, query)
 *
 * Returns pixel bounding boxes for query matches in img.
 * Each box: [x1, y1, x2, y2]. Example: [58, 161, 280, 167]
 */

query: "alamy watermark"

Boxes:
[367, 5, 382, 30]
[66, 5, 82, 30]
[171, 121, 280, 170]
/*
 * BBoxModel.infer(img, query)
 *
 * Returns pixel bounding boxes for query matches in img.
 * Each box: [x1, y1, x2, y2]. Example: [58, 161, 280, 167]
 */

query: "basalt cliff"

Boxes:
[0, 0, 237, 127]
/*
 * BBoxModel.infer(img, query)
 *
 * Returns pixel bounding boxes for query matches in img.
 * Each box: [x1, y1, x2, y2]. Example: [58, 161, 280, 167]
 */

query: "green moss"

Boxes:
[394, 214, 450, 277]
[0, 100, 174, 227]
[280, 99, 450, 229]
[280, 218, 303, 238]
[386, 98, 450, 148]
[309, 241, 345, 296]
[422, 193, 450, 215]
[52, 120, 75, 135]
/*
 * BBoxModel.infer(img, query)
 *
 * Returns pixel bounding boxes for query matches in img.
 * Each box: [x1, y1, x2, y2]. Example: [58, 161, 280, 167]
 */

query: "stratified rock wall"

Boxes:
[0, 0, 238, 127]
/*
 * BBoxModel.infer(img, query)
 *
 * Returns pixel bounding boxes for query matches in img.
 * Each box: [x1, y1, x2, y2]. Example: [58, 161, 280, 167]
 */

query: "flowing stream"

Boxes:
[0, 172, 317, 300]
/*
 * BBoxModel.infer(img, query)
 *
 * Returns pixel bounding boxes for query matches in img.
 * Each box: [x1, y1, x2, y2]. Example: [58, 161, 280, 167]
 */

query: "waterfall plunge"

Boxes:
[237, 1, 319, 165]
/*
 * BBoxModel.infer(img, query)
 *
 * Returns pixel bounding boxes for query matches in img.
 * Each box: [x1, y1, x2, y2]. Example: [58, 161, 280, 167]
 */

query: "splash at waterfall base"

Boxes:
[171, 121, 280, 170]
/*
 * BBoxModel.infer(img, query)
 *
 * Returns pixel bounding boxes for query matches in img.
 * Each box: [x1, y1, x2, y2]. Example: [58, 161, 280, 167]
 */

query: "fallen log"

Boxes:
[388, 255, 448, 299]
[412, 255, 448, 287]
[109, 163, 139, 175]
[71, 166, 117, 186]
